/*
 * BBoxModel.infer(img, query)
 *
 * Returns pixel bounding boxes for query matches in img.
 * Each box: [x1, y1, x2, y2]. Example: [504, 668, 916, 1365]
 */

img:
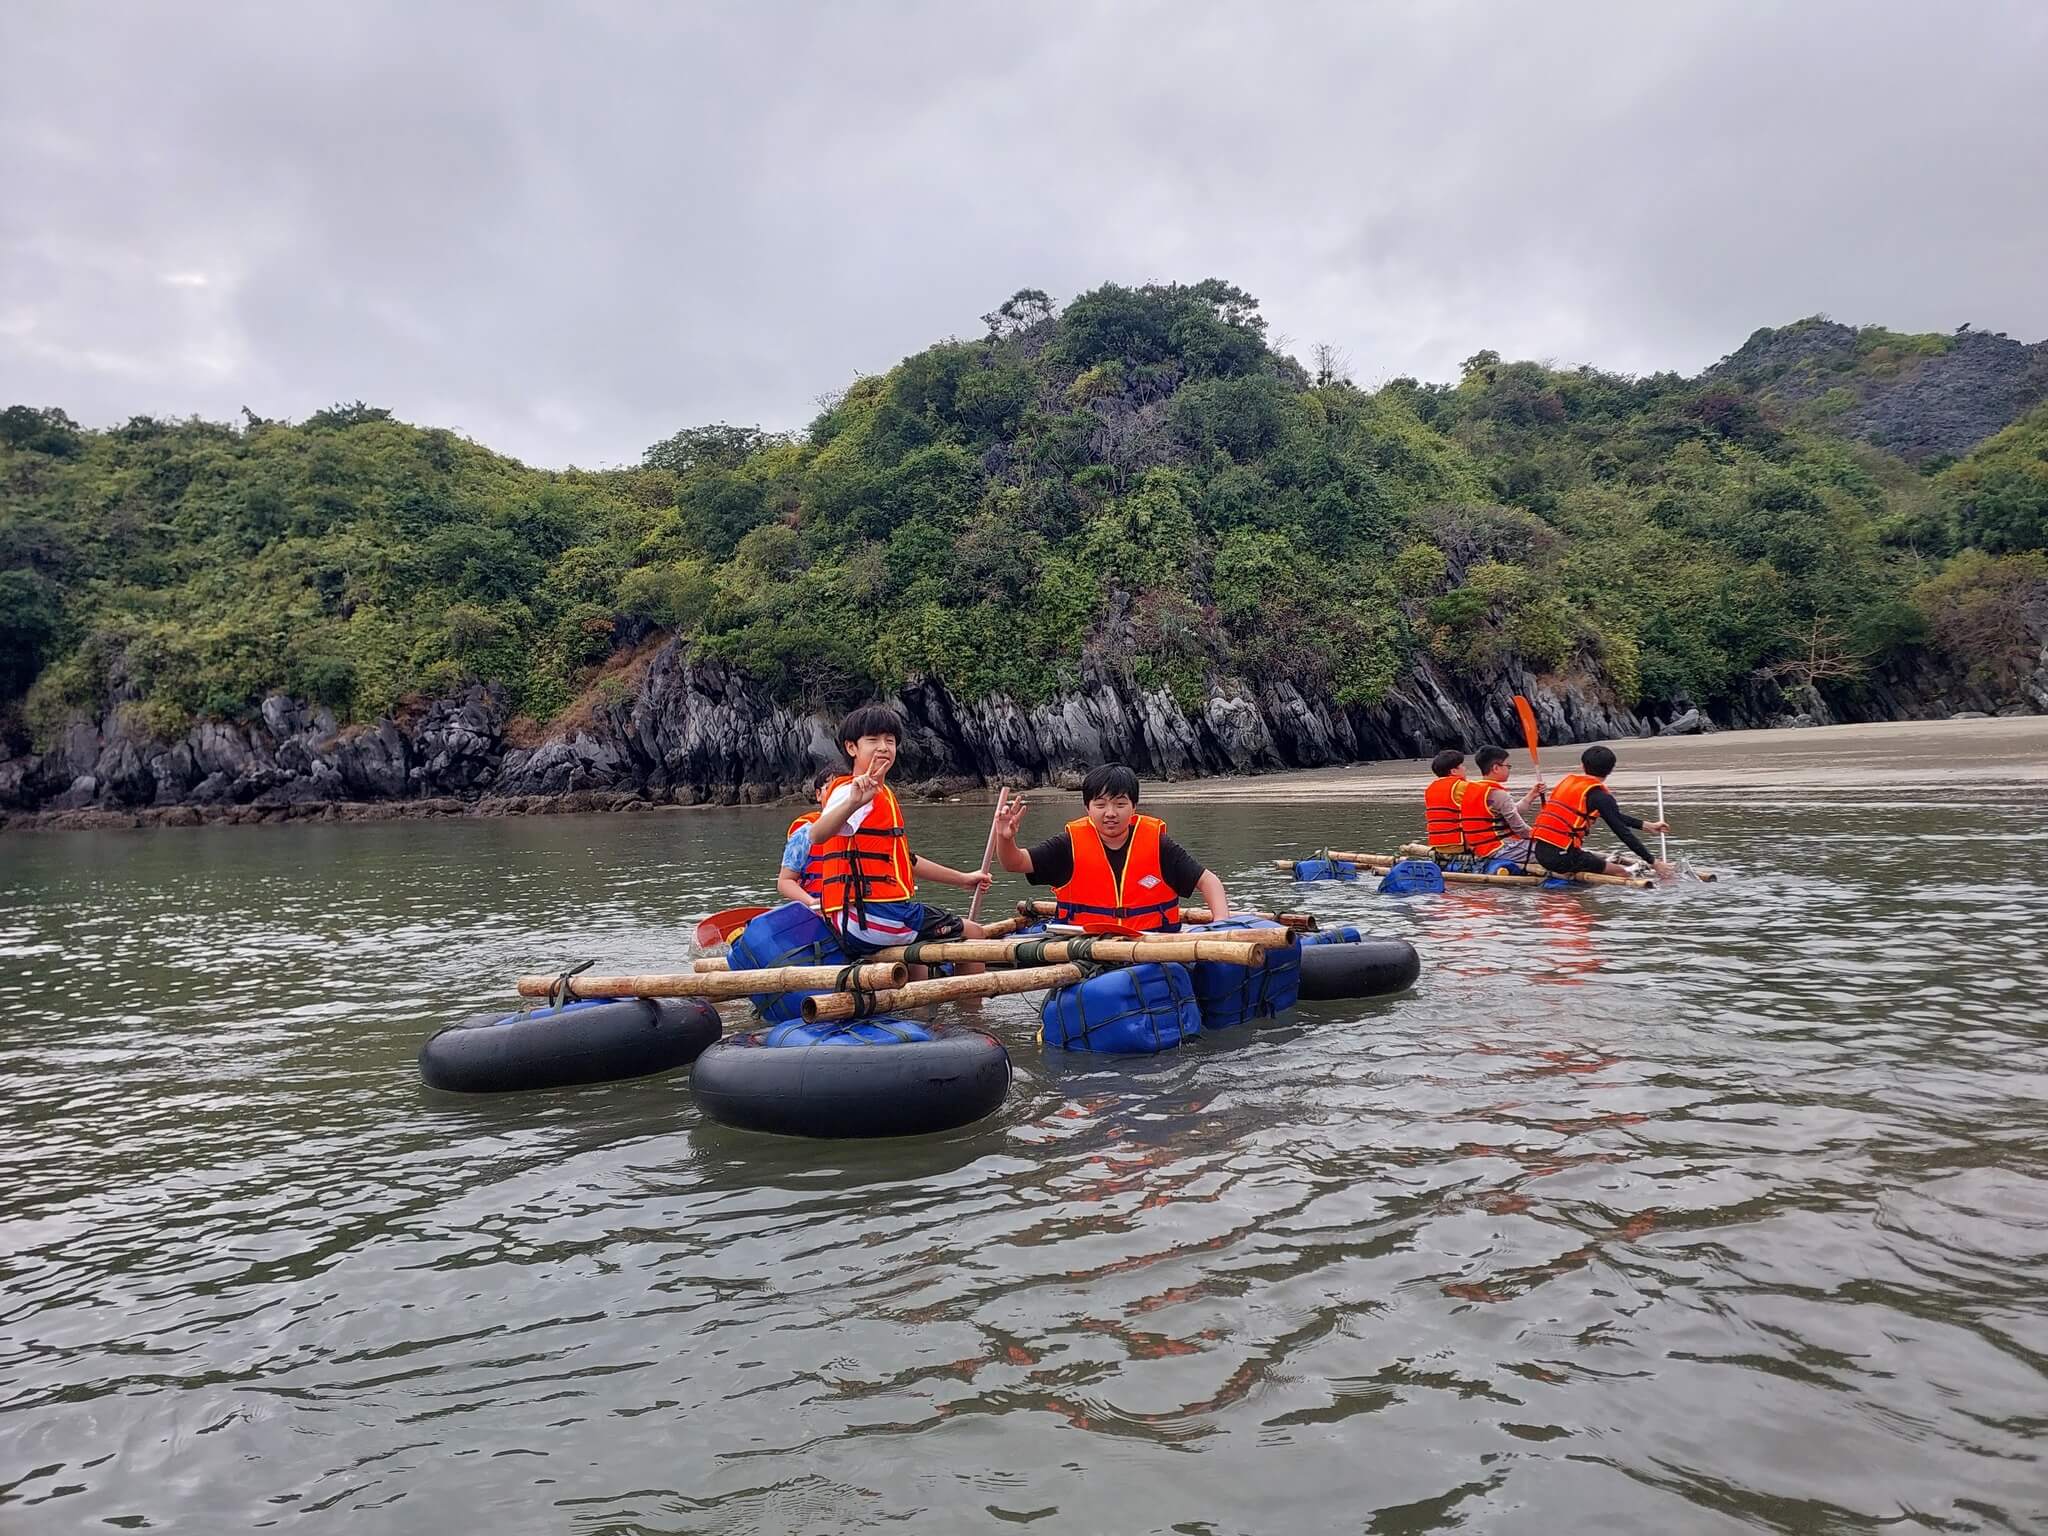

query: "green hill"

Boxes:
[3, 281, 2044, 763]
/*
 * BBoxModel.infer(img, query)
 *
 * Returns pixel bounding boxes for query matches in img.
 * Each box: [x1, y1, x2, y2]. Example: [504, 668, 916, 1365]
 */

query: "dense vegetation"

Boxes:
[4, 283, 2044, 756]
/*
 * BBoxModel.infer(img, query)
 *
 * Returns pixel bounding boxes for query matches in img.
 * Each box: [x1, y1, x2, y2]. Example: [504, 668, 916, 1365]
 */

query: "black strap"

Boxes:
[833, 962, 883, 1020]
[1010, 933, 1109, 978]
[547, 959, 594, 1010]
[1054, 896, 1179, 920]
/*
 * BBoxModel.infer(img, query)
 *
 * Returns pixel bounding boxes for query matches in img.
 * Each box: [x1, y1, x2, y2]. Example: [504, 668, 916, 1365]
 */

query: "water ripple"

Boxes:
[2, 799, 2046, 1532]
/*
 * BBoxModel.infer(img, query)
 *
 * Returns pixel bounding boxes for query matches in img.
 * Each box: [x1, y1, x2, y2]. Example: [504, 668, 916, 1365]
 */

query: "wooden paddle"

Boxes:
[1514, 694, 1541, 786]
[693, 905, 770, 948]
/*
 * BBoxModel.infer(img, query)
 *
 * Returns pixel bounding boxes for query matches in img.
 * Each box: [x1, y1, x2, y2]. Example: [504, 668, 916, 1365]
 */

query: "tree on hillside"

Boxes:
[1763, 615, 1867, 690]
[982, 288, 1055, 339]
[0, 405, 82, 457]
[643, 423, 776, 476]
[303, 401, 394, 431]
[1310, 343, 1352, 388]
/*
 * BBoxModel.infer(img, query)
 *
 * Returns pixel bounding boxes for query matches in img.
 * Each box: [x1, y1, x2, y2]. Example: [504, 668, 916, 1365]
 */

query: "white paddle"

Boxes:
[1656, 776, 1669, 864]
[1656, 777, 1719, 882]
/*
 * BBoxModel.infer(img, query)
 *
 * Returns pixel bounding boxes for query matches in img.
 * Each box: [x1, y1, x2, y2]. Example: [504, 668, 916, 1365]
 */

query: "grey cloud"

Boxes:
[2, 0, 2043, 467]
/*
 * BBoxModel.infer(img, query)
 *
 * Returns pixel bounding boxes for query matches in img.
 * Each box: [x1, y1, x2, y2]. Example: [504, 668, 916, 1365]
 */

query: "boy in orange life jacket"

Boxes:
[811, 703, 993, 955]
[1530, 744, 1675, 880]
[990, 764, 1230, 931]
[1423, 749, 1470, 852]
[778, 768, 850, 910]
[1458, 745, 1546, 869]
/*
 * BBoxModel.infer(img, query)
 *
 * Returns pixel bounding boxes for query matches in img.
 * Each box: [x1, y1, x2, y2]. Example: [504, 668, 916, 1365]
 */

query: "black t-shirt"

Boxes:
[1025, 829, 1207, 897]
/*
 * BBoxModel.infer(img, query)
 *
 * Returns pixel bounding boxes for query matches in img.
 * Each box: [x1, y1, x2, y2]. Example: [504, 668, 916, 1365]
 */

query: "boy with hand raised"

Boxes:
[811, 704, 993, 955]
[992, 763, 1230, 933]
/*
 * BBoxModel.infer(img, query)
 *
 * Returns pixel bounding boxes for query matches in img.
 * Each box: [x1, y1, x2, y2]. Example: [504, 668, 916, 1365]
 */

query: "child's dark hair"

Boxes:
[1580, 745, 1617, 777]
[1081, 763, 1141, 803]
[1474, 745, 1508, 773]
[1430, 749, 1466, 777]
[837, 703, 903, 754]
[809, 766, 835, 794]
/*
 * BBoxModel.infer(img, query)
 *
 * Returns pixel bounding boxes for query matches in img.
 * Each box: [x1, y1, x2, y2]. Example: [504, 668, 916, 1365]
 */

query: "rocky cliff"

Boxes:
[1705, 320, 2048, 464]
[6, 632, 2041, 831]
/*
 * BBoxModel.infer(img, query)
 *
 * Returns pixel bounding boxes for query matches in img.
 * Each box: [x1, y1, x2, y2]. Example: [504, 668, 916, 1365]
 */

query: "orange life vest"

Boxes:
[1424, 772, 1469, 851]
[1053, 815, 1182, 933]
[1457, 777, 1511, 860]
[1530, 772, 1601, 852]
[786, 811, 826, 900]
[813, 776, 916, 919]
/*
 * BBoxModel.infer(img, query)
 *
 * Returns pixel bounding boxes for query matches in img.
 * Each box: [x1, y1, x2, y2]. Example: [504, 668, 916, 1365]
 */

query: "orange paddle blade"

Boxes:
[694, 905, 770, 948]
[1043, 921, 1146, 940]
[1513, 695, 1540, 766]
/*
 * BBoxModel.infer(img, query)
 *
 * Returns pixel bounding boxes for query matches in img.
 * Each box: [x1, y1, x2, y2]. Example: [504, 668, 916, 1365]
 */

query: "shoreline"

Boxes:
[4, 716, 2043, 834]
[1143, 714, 2048, 801]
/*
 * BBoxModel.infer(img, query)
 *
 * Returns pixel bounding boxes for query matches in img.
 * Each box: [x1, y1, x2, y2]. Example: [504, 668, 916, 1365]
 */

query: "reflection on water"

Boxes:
[2, 795, 2046, 1532]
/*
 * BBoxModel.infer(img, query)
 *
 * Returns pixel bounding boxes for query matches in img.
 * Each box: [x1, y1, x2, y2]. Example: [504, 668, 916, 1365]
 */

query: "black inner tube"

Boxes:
[691, 1027, 1010, 1139]
[1297, 939, 1421, 1002]
[419, 997, 721, 1093]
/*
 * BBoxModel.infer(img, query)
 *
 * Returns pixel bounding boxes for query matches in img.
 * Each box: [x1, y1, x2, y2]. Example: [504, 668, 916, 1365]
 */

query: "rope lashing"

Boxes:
[834, 962, 881, 1020]
[547, 959, 594, 1010]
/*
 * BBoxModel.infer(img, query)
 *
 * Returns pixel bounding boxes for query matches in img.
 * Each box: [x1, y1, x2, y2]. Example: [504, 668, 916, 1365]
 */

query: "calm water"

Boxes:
[2, 791, 2045, 1534]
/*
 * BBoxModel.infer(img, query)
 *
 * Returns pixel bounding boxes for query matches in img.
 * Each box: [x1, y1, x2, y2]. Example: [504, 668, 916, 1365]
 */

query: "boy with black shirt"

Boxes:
[1530, 744, 1675, 879]
[992, 764, 1230, 931]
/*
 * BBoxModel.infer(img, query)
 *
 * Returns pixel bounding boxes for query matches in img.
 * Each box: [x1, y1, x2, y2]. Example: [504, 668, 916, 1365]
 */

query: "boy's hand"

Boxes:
[964, 868, 994, 896]
[994, 796, 1028, 840]
[1643, 820, 1670, 834]
[846, 771, 880, 807]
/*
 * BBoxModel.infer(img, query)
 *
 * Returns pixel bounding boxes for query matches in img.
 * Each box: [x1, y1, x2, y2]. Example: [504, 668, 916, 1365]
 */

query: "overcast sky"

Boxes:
[3, 2, 2044, 469]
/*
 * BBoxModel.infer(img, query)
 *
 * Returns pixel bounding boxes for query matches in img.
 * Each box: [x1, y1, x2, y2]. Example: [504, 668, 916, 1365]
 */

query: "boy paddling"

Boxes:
[991, 764, 1231, 932]
[1530, 744, 1675, 880]
[1457, 745, 1546, 869]
[812, 705, 993, 954]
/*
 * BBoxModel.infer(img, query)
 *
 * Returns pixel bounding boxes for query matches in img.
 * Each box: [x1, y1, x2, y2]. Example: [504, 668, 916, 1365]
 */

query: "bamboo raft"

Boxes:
[1279, 849, 1654, 890]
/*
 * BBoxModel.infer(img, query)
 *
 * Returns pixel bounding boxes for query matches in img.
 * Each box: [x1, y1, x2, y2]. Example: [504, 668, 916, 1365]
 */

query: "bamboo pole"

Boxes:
[1011, 899, 1318, 932]
[866, 935, 1270, 967]
[692, 931, 1270, 970]
[980, 915, 1026, 939]
[802, 963, 1081, 1023]
[696, 937, 1261, 974]
[967, 786, 1006, 924]
[1278, 850, 1650, 889]
[515, 962, 907, 1001]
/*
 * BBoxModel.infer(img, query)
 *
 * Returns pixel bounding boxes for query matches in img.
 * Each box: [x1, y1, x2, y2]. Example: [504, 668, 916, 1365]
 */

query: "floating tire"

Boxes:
[691, 1020, 1010, 1138]
[419, 997, 722, 1093]
[1297, 938, 1421, 1002]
